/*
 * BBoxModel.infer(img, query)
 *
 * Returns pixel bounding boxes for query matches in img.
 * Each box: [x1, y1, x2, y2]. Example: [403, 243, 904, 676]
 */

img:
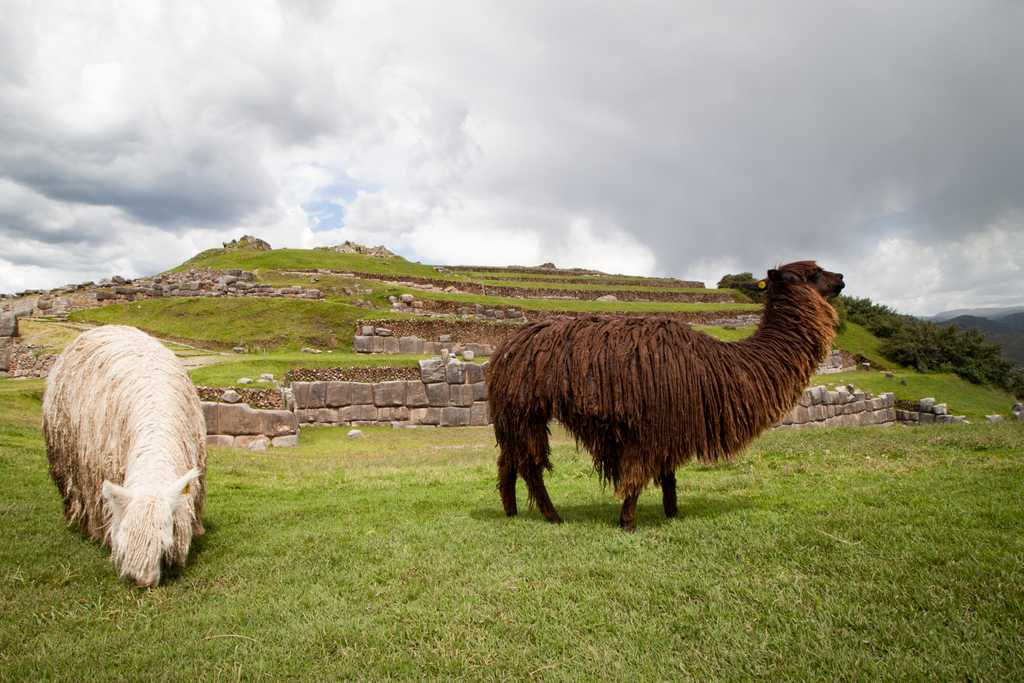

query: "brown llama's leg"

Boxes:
[497, 451, 518, 517]
[661, 468, 678, 519]
[521, 463, 562, 524]
[619, 492, 640, 532]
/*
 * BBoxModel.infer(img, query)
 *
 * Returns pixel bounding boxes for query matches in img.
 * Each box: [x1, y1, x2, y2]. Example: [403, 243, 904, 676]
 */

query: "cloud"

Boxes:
[1, 1, 1022, 315]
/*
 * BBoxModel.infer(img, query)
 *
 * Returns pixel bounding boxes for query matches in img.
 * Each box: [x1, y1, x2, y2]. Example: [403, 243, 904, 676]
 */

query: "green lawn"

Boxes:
[69, 297, 390, 353]
[812, 368, 1016, 420]
[2, 379, 1022, 679]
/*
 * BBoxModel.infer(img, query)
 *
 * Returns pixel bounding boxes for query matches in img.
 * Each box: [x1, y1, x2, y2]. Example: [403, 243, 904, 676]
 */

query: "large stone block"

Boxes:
[450, 384, 474, 407]
[218, 403, 262, 435]
[236, 435, 270, 451]
[406, 381, 429, 407]
[325, 382, 354, 407]
[440, 406, 471, 426]
[370, 336, 386, 353]
[292, 381, 327, 409]
[201, 402, 221, 435]
[471, 382, 488, 401]
[315, 408, 339, 424]
[470, 401, 490, 426]
[410, 407, 441, 425]
[446, 361, 466, 384]
[271, 435, 299, 448]
[260, 409, 299, 435]
[296, 408, 318, 424]
[426, 382, 450, 407]
[382, 337, 400, 354]
[0, 313, 17, 337]
[341, 404, 377, 422]
[205, 434, 234, 448]
[348, 383, 373, 404]
[919, 397, 935, 412]
[374, 380, 407, 406]
[419, 358, 447, 383]
[399, 336, 424, 354]
[464, 362, 485, 384]
[790, 405, 811, 424]
[353, 336, 372, 353]
[797, 390, 813, 408]
[378, 406, 410, 421]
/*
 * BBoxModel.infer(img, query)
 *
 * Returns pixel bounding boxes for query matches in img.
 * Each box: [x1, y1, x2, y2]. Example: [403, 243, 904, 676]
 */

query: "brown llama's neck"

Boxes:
[744, 284, 838, 389]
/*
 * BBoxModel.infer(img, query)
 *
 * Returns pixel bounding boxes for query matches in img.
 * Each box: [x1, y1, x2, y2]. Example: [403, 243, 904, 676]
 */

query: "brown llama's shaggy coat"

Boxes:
[489, 261, 844, 530]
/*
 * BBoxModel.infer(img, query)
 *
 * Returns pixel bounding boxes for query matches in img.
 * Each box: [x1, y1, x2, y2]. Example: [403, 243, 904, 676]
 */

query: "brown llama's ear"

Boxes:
[767, 269, 781, 282]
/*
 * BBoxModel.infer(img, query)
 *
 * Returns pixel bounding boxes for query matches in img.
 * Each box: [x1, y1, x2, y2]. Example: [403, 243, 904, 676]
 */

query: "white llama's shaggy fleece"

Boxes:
[43, 325, 207, 587]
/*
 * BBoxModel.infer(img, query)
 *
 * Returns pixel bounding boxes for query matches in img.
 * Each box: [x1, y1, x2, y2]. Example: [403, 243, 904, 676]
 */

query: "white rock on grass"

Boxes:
[237, 377, 253, 385]
[221, 389, 241, 404]
[260, 373, 274, 381]
[347, 429, 364, 438]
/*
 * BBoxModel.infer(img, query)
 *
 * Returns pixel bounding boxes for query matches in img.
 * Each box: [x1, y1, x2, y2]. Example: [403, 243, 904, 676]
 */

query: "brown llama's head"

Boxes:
[763, 261, 845, 299]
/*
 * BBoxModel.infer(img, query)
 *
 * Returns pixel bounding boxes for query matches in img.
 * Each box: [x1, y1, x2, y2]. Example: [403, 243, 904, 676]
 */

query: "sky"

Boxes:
[1, 1, 1022, 315]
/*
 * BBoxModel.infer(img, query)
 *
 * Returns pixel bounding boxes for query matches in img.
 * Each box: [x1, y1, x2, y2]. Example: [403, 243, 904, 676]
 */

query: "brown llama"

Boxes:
[488, 260, 844, 530]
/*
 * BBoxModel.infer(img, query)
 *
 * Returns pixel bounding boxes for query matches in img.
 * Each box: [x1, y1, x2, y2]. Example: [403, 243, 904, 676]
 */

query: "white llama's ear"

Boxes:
[166, 468, 202, 499]
[101, 480, 132, 516]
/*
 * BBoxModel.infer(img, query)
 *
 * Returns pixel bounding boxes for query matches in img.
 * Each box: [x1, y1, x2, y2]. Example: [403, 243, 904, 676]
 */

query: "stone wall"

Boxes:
[776, 386, 898, 429]
[354, 324, 495, 357]
[2, 269, 323, 321]
[896, 397, 969, 425]
[815, 349, 856, 375]
[201, 401, 299, 450]
[291, 357, 490, 428]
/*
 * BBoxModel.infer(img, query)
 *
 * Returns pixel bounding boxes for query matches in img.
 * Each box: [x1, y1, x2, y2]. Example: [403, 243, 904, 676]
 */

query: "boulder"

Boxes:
[325, 382, 354, 407]
[446, 362, 466, 384]
[596, 294, 618, 302]
[0, 313, 17, 337]
[292, 382, 327, 409]
[236, 435, 270, 451]
[271, 435, 299, 448]
[221, 389, 241, 404]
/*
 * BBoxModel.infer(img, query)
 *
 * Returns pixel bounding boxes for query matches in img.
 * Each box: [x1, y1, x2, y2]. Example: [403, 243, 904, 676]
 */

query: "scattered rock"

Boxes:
[462, 350, 475, 361]
[221, 389, 241, 404]
[596, 294, 618, 302]
[884, 371, 894, 378]
[259, 373, 274, 381]
[232, 346, 246, 354]
[400, 294, 415, 304]
[300, 347, 322, 354]
[986, 415, 1003, 423]
[237, 377, 253, 385]
[347, 429, 364, 438]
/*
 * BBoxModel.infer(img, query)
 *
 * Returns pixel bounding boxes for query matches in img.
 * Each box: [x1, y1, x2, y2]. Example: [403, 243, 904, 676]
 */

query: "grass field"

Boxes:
[2, 379, 1022, 680]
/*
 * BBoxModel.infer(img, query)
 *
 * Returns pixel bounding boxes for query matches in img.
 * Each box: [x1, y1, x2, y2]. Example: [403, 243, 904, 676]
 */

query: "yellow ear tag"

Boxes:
[757, 280, 767, 289]
[182, 482, 190, 495]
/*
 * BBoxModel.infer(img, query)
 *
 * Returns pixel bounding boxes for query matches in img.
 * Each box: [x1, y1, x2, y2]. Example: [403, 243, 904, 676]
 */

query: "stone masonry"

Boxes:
[291, 357, 490, 428]
[201, 401, 300, 450]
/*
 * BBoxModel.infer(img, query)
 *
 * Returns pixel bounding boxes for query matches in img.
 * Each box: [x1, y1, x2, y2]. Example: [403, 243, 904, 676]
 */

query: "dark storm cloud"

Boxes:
[1, 1, 1021, 313]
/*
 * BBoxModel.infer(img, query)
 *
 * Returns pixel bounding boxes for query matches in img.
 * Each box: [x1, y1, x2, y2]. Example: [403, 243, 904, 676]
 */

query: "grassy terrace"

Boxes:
[2, 378, 1022, 679]
[188, 352, 427, 387]
[451, 279, 734, 296]
[413, 290, 762, 314]
[811, 368, 1016, 420]
[458, 270, 698, 284]
[69, 297, 392, 353]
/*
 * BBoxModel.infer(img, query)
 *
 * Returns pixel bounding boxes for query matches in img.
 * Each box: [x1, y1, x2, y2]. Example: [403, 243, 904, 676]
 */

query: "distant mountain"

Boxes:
[940, 312, 1024, 365]
[931, 306, 1024, 322]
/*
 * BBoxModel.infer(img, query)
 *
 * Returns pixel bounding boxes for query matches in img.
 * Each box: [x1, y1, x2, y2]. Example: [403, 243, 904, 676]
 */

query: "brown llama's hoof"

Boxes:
[664, 506, 678, 519]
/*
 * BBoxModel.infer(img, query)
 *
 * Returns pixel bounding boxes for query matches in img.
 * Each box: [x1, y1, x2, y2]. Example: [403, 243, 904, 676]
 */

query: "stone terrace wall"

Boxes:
[201, 401, 299, 450]
[3, 269, 323, 320]
[354, 324, 495, 357]
[292, 358, 490, 428]
[777, 386, 897, 429]
[896, 398, 969, 425]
